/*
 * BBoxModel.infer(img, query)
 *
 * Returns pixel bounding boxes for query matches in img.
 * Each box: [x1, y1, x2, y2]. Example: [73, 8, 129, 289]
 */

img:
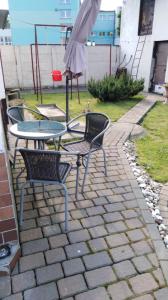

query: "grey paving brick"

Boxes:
[86, 206, 105, 216]
[20, 228, 43, 243]
[104, 203, 125, 212]
[22, 238, 49, 255]
[93, 197, 108, 206]
[113, 260, 137, 279]
[19, 252, 45, 272]
[85, 266, 116, 288]
[24, 282, 59, 300]
[45, 247, 66, 264]
[107, 281, 133, 300]
[106, 221, 127, 234]
[76, 200, 94, 209]
[3, 294, 23, 300]
[37, 216, 51, 227]
[68, 229, 90, 243]
[88, 237, 108, 252]
[103, 212, 123, 223]
[49, 233, 69, 248]
[106, 233, 129, 248]
[58, 274, 87, 298]
[12, 271, 35, 293]
[89, 225, 108, 238]
[132, 256, 152, 273]
[81, 215, 104, 228]
[83, 251, 112, 270]
[121, 209, 138, 219]
[61, 220, 82, 232]
[127, 228, 145, 242]
[107, 195, 124, 203]
[153, 268, 166, 288]
[147, 253, 159, 268]
[133, 295, 154, 300]
[124, 200, 138, 209]
[70, 209, 88, 219]
[125, 218, 143, 229]
[65, 242, 90, 259]
[63, 258, 85, 276]
[36, 263, 63, 285]
[0, 276, 11, 298]
[42, 224, 61, 237]
[154, 287, 168, 300]
[110, 245, 135, 263]
[75, 287, 110, 300]
[51, 212, 71, 224]
[129, 273, 158, 295]
[21, 219, 36, 230]
[132, 240, 152, 255]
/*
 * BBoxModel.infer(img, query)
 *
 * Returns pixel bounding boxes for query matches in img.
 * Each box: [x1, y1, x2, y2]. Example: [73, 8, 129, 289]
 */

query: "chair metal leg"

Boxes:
[26, 139, 28, 148]
[75, 155, 81, 200]
[63, 184, 68, 232]
[58, 136, 61, 151]
[81, 152, 91, 193]
[20, 182, 27, 226]
[102, 147, 107, 176]
[16, 167, 25, 189]
[13, 138, 19, 168]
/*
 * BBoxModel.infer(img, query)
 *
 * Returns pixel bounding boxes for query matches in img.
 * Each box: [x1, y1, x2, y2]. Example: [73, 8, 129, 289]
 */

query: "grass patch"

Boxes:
[22, 91, 142, 122]
[135, 102, 168, 183]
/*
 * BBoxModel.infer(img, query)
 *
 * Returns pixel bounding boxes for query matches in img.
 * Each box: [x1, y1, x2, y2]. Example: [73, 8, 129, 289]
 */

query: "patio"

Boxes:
[1, 93, 168, 300]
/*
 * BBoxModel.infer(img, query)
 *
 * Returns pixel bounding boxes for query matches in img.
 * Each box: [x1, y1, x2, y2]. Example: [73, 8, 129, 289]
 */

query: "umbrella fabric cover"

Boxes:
[64, 0, 101, 78]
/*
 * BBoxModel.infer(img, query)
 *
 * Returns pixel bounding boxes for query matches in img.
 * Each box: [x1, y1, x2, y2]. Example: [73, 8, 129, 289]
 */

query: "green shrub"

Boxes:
[88, 74, 144, 102]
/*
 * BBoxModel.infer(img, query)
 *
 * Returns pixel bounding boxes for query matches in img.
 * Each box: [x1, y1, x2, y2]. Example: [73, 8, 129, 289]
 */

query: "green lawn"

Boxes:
[22, 91, 142, 122]
[135, 102, 168, 183]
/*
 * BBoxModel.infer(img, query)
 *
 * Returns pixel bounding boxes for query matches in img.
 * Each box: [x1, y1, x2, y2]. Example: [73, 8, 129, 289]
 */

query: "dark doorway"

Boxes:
[152, 41, 168, 85]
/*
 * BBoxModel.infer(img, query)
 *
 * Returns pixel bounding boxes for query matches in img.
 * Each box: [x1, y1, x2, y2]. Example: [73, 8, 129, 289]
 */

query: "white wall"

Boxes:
[0, 58, 5, 99]
[0, 45, 119, 89]
[120, 0, 168, 91]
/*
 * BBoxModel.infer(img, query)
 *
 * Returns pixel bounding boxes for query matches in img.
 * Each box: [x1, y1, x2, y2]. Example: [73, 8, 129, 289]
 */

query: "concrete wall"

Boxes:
[0, 45, 119, 89]
[120, 0, 168, 91]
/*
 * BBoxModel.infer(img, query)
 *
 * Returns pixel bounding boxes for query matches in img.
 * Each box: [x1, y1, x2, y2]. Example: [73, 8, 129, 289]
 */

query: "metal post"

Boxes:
[66, 75, 69, 123]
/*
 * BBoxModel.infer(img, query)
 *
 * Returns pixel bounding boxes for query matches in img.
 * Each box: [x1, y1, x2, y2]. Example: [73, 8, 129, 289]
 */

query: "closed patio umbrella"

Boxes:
[64, 0, 102, 122]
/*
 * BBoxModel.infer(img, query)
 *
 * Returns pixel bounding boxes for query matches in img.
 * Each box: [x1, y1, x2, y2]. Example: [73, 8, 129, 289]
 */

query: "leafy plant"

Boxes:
[88, 74, 144, 102]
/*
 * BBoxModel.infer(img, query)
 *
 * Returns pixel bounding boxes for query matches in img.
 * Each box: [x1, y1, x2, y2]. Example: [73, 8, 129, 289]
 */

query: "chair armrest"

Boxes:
[26, 107, 49, 120]
[66, 113, 86, 129]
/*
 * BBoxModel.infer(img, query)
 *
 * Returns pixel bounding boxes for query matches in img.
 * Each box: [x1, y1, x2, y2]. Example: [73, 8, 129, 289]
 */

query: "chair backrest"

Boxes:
[19, 148, 62, 182]
[7, 106, 24, 124]
[0, 98, 10, 149]
[84, 113, 109, 146]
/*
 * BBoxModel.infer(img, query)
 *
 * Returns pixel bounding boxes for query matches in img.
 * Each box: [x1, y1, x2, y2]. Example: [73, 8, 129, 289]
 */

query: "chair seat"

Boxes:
[63, 140, 99, 156]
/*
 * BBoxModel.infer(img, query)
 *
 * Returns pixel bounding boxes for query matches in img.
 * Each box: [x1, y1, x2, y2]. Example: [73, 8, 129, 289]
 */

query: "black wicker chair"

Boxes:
[61, 112, 110, 193]
[7, 106, 49, 166]
[19, 148, 80, 231]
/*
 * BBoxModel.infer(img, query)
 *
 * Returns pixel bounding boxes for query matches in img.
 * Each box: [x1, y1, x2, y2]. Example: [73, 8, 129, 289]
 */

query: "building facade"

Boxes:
[120, 0, 168, 92]
[8, 0, 117, 46]
[0, 29, 12, 45]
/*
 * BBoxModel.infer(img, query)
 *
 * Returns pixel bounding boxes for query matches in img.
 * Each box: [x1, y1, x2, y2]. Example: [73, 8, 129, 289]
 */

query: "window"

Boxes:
[99, 14, 105, 21]
[4, 36, 12, 45]
[0, 37, 4, 45]
[107, 32, 113, 36]
[108, 14, 114, 20]
[60, 0, 71, 3]
[60, 10, 71, 18]
[99, 32, 105, 36]
[91, 31, 96, 37]
[138, 0, 155, 35]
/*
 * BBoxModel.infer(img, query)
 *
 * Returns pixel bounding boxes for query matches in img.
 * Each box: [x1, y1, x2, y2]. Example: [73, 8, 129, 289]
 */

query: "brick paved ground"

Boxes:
[1, 94, 168, 299]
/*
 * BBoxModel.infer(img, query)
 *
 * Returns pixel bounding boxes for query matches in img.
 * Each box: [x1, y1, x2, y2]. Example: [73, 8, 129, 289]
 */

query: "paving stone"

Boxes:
[124, 200, 138, 209]
[20, 228, 43, 243]
[58, 274, 87, 298]
[110, 245, 135, 263]
[107, 195, 124, 203]
[86, 206, 105, 216]
[121, 209, 138, 219]
[63, 258, 85, 276]
[68, 229, 90, 243]
[22, 238, 49, 255]
[12, 271, 35, 293]
[126, 229, 145, 242]
[129, 273, 158, 295]
[38, 206, 54, 216]
[132, 256, 152, 273]
[106, 233, 129, 248]
[125, 218, 143, 229]
[23, 209, 38, 220]
[61, 220, 82, 232]
[104, 203, 125, 212]
[37, 216, 51, 227]
[19, 252, 45, 272]
[42, 224, 61, 237]
[51, 212, 71, 224]
[93, 197, 108, 206]
[75, 287, 110, 300]
[83, 251, 112, 270]
[76, 200, 94, 209]
[153, 268, 166, 288]
[70, 209, 88, 219]
[133, 295, 154, 300]
[107, 281, 133, 300]
[89, 225, 108, 238]
[45, 247, 66, 264]
[147, 253, 159, 268]
[154, 287, 168, 300]
[65, 242, 90, 259]
[132, 240, 152, 255]
[103, 212, 123, 223]
[36, 263, 63, 285]
[49, 234, 69, 248]
[106, 221, 127, 234]
[24, 282, 59, 300]
[20, 219, 36, 230]
[113, 260, 137, 279]
[85, 266, 116, 288]
[0, 276, 11, 298]
[81, 215, 104, 228]
[88, 237, 108, 252]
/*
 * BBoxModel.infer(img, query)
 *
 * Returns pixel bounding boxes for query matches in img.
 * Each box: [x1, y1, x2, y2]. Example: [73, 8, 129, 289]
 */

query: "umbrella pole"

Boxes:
[66, 75, 69, 123]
